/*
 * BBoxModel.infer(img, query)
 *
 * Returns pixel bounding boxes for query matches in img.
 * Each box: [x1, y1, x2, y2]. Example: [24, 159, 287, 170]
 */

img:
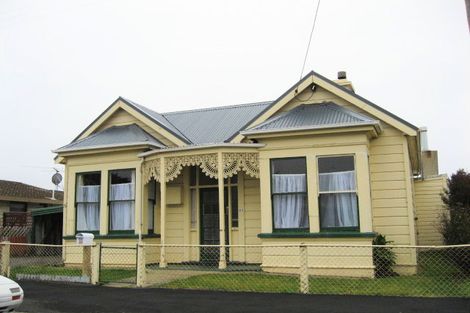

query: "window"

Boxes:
[318, 156, 358, 230]
[271, 158, 309, 231]
[230, 187, 238, 227]
[190, 189, 197, 229]
[148, 180, 156, 233]
[9, 202, 26, 213]
[109, 169, 135, 231]
[76, 172, 100, 232]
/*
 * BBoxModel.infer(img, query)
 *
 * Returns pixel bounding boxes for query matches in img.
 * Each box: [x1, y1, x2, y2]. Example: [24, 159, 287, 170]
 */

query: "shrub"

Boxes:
[440, 169, 470, 274]
[373, 234, 397, 278]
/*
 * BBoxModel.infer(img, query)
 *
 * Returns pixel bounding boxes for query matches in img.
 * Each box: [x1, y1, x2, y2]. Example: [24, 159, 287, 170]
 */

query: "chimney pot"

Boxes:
[338, 71, 347, 79]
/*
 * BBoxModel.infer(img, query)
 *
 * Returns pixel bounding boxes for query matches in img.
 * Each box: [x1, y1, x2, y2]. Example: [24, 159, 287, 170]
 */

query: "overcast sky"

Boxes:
[0, 0, 469, 190]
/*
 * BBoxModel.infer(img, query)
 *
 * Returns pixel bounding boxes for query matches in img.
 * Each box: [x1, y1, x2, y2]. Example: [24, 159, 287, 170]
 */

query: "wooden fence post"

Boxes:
[136, 243, 146, 287]
[299, 244, 309, 294]
[82, 245, 92, 278]
[1, 241, 10, 277]
[91, 243, 101, 285]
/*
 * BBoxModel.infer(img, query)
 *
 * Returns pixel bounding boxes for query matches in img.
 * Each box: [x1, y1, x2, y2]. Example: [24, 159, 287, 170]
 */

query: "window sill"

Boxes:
[257, 232, 376, 239]
[63, 233, 161, 240]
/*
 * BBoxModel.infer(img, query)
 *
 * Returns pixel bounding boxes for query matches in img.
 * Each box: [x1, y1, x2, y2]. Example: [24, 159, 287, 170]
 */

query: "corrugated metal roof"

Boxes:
[121, 98, 191, 143]
[162, 101, 272, 144]
[245, 102, 378, 133]
[55, 124, 164, 152]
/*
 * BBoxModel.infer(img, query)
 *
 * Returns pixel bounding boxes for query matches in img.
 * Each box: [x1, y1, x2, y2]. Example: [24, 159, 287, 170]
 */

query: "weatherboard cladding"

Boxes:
[56, 124, 165, 152]
[247, 102, 377, 132]
[161, 101, 272, 144]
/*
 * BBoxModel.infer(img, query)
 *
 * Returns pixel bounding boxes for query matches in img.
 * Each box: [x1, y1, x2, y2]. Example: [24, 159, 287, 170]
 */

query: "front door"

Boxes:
[200, 188, 228, 264]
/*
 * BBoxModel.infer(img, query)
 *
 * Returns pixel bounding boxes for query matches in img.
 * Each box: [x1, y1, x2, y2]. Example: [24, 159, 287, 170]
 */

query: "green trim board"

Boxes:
[31, 206, 63, 217]
[63, 233, 161, 240]
[257, 232, 376, 239]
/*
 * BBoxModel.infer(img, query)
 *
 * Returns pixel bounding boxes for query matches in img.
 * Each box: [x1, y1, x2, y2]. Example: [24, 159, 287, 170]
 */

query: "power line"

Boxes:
[300, 0, 321, 80]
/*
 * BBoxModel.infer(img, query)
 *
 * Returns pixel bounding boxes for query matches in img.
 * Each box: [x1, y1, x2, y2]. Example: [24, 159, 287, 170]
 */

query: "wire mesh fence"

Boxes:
[4, 243, 91, 283]
[144, 245, 299, 293]
[99, 244, 137, 285]
[0, 241, 468, 297]
[142, 244, 470, 297]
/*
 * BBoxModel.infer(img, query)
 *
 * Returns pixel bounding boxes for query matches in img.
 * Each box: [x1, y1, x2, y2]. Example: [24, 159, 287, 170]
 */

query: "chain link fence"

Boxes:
[141, 244, 470, 297]
[0, 241, 468, 297]
[2, 243, 91, 283]
[99, 244, 137, 285]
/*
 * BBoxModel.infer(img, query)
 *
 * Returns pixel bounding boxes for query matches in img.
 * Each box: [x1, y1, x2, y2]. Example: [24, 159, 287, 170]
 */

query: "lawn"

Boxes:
[160, 271, 470, 297]
[159, 252, 470, 297]
[10, 265, 136, 284]
[99, 268, 136, 283]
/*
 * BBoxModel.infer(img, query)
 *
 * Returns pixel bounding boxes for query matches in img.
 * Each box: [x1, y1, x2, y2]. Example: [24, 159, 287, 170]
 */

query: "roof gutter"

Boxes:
[138, 143, 265, 158]
[53, 142, 165, 154]
[241, 121, 382, 136]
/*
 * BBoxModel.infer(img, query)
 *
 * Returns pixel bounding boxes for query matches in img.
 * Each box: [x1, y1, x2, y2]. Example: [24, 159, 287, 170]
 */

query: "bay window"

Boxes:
[318, 155, 359, 231]
[109, 169, 135, 231]
[76, 172, 100, 232]
[271, 158, 309, 231]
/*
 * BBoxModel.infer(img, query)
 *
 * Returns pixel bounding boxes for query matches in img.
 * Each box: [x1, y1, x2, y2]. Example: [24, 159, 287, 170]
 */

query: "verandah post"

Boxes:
[218, 152, 227, 269]
[299, 244, 309, 294]
[160, 157, 167, 268]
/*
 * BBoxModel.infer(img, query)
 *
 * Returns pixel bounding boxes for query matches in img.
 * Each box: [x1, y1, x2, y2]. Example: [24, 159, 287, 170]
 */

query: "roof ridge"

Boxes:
[0, 179, 58, 192]
[247, 109, 290, 130]
[119, 97, 192, 143]
[162, 100, 272, 115]
[316, 101, 374, 122]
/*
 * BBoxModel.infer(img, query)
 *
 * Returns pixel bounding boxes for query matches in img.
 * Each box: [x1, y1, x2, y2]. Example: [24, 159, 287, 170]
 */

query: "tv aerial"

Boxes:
[51, 168, 63, 200]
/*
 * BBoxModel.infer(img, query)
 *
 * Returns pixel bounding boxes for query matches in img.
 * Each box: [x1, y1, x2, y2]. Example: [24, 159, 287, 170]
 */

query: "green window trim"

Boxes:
[75, 171, 101, 234]
[63, 233, 161, 240]
[317, 155, 361, 231]
[107, 168, 136, 233]
[270, 157, 309, 232]
[106, 230, 135, 235]
[257, 232, 376, 239]
[272, 228, 310, 233]
[318, 194, 361, 232]
[75, 230, 100, 235]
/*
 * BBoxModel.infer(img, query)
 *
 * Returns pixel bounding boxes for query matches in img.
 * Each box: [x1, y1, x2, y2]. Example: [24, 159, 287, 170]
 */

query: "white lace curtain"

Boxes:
[76, 180, 100, 231]
[110, 173, 135, 231]
[319, 170, 358, 228]
[272, 174, 309, 229]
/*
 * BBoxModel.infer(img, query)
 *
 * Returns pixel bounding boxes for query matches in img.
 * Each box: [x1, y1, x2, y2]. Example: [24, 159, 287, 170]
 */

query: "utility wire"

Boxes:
[300, 0, 321, 80]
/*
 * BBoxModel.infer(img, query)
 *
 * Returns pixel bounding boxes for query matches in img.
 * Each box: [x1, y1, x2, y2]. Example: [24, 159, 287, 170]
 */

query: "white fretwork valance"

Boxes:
[142, 152, 259, 183]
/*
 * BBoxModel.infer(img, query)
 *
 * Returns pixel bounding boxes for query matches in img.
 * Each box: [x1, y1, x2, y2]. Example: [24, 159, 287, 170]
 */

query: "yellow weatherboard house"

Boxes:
[55, 71, 445, 277]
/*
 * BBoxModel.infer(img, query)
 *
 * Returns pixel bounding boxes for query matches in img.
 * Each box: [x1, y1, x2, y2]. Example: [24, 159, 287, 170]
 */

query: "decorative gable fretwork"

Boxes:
[142, 152, 259, 183]
[142, 158, 161, 184]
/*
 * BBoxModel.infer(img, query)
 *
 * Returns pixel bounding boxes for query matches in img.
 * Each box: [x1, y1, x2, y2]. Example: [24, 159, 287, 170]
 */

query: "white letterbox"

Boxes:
[76, 233, 94, 245]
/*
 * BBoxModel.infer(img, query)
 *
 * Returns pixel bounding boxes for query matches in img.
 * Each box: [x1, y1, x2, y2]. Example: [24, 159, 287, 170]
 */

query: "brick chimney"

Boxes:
[334, 71, 355, 92]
